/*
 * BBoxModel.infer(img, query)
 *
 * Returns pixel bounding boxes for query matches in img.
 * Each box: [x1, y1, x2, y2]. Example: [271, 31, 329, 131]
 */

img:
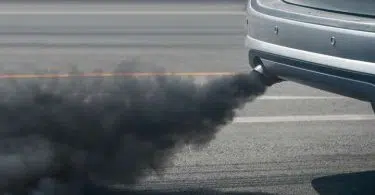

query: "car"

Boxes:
[245, 0, 375, 112]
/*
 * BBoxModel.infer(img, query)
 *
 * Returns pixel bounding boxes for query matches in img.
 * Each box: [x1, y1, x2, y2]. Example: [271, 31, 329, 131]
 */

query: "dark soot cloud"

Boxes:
[0, 60, 268, 194]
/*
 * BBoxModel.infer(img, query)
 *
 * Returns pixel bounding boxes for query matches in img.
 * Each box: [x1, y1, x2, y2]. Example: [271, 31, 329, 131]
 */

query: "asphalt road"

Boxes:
[0, 2, 374, 195]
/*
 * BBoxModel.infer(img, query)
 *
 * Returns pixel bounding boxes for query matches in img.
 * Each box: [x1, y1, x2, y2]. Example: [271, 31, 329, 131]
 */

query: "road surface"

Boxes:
[0, 2, 374, 195]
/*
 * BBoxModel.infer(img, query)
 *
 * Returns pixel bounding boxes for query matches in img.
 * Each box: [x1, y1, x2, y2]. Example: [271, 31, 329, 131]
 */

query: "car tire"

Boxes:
[371, 103, 375, 114]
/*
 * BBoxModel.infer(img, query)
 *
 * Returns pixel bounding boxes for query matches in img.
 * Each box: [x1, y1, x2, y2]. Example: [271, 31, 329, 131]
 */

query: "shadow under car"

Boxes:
[312, 170, 375, 195]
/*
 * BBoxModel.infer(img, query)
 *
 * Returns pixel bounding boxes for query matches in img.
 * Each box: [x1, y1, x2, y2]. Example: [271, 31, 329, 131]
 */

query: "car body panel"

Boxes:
[251, 0, 375, 32]
[247, 6, 375, 63]
[245, 0, 375, 102]
[283, 0, 375, 17]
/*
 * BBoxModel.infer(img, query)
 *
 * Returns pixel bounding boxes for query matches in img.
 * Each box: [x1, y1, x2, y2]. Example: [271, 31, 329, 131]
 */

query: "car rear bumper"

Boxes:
[245, 0, 375, 102]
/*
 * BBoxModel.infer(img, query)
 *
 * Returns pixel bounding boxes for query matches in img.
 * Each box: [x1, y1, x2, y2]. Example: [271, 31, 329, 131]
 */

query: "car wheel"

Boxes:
[371, 103, 375, 114]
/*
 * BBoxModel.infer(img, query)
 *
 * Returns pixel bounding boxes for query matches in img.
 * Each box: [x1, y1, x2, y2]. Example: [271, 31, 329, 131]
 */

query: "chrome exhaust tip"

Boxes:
[252, 64, 282, 86]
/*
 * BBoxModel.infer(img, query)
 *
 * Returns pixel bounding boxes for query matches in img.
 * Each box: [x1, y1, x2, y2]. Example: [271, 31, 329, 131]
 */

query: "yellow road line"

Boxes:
[0, 72, 237, 79]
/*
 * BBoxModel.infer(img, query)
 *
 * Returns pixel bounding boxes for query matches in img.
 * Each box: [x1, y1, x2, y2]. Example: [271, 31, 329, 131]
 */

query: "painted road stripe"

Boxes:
[232, 114, 375, 123]
[0, 72, 237, 79]
[258, 96, 345, 100]
[0, 11, 245, 15]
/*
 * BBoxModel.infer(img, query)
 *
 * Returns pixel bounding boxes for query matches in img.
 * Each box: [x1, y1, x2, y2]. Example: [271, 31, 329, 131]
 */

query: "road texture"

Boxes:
[0, 2, 374, 195]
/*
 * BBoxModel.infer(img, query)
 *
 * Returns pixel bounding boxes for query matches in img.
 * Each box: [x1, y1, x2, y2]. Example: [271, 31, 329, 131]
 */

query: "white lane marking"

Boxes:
[0, 11, 245, 15]
[258, 96, 346, 100]
[233, 114, 375, 123]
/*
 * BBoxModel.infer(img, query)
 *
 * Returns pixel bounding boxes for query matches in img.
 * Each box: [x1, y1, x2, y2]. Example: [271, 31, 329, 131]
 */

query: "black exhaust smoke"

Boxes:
[0, 61, 271, 194]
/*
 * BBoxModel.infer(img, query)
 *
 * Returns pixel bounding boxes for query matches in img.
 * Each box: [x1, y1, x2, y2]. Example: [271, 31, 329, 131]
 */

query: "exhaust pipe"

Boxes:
[252, 64, 281, 86]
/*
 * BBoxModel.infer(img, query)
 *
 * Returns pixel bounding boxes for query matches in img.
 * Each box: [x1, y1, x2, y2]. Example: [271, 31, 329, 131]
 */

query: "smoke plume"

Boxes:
[0, 60, 268, 194]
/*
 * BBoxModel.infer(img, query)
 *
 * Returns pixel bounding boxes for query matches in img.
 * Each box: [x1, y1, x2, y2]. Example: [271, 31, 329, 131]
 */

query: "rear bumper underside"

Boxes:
[248, 48, 375, 102]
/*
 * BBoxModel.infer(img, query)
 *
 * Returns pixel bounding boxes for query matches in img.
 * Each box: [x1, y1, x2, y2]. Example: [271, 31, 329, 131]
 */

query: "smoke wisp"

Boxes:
[0, 60, 268, 195]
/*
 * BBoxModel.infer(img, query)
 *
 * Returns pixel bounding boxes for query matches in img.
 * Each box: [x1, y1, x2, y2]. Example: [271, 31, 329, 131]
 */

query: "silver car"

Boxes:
[245, 0, 375, 111]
